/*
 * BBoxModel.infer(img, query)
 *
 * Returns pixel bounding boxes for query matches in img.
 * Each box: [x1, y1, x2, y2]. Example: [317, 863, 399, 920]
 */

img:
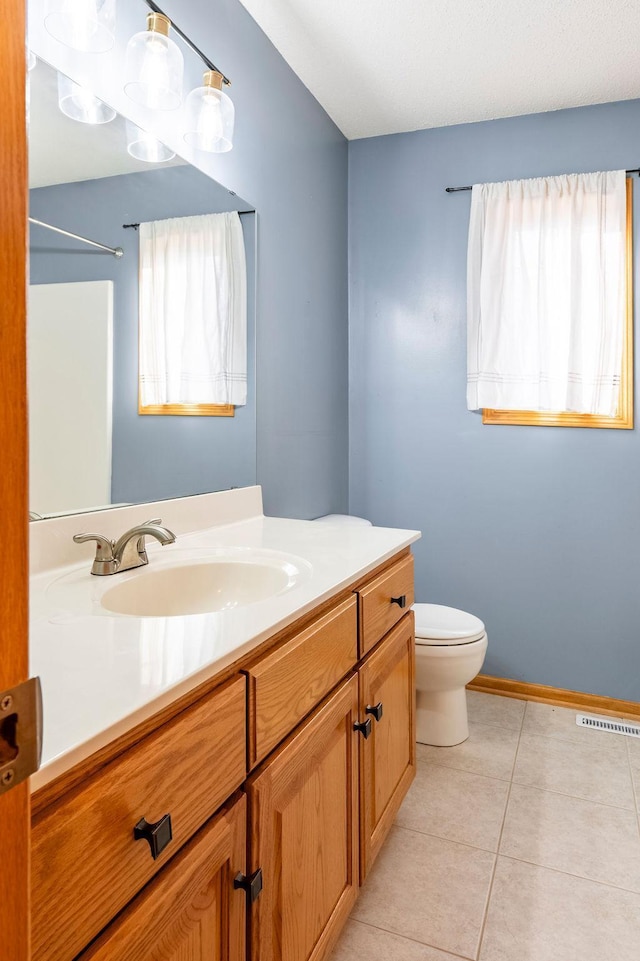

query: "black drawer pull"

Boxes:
[133, 814, 173, 860]
[391, 595, 407, 608]
[366, 702, 383, 722]
[354, 718, 372, 739]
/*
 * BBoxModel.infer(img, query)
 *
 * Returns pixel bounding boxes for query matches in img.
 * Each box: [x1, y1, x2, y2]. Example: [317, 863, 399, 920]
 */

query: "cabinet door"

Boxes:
[247, 675, 359, 961]
[77, 795, 247, 961]
[359, 613, 416, 881]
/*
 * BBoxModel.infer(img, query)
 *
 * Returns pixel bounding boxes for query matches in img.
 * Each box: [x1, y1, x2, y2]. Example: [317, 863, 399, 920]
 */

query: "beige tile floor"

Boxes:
[330, 691, 640, 961]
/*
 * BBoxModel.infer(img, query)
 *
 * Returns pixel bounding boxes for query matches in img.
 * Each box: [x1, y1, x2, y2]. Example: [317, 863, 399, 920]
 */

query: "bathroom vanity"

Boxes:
[29, 488, 419, 961]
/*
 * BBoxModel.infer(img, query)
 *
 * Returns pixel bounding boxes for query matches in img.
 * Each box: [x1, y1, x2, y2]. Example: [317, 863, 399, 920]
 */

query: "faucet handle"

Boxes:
[73, 533, 117, 576]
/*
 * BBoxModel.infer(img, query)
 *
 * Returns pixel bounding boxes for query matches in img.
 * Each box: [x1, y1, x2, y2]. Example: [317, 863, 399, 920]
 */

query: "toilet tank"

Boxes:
[313, 514, 373, 527]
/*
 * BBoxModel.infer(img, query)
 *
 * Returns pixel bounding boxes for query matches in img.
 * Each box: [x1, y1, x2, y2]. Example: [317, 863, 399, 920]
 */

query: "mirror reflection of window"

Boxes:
[138, 212, 247, 417]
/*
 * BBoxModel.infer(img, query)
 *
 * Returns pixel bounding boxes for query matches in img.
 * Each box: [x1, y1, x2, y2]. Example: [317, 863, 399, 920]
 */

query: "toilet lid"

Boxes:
[413, 603, 485, 646]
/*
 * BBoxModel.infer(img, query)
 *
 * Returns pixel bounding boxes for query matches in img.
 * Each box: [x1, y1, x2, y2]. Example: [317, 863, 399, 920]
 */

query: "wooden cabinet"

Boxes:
[32, 676, 247, 961]
[76, 794, 247, 961]
[358, 614, 416, 881]
[31, 549, 416, 961]
[246, 675, 360, 961]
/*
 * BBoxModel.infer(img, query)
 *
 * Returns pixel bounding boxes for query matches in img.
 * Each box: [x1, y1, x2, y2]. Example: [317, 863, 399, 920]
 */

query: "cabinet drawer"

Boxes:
[246, 595, 358, 766]
[76, 795, 247, 961]
[358, 554, 415, 655]
[32, 675, 247, 961]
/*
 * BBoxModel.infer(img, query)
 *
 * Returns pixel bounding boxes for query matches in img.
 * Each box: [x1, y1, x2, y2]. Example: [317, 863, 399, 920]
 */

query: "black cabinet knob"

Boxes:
[234, 868, 263, 903]
[133, 814, 173, 860]
[391, 595, 407, 608]
[366, 702, 383, 722]
[354, 718, 372, 739]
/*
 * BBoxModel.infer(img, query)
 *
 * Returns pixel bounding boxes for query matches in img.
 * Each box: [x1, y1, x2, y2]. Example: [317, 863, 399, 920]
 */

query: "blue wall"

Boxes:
[349, 100, 640, 700]
[177, 0, 350, 519]
[30, 165, 256, 504]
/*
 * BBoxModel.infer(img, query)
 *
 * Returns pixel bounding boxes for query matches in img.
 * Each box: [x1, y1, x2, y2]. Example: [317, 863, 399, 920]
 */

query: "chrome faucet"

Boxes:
[73, 519, 176, 575]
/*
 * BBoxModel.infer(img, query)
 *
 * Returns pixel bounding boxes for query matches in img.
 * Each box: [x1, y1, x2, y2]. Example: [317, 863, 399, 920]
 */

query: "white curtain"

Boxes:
[139, 211, 247, 407]
[467, 170, 627, 415]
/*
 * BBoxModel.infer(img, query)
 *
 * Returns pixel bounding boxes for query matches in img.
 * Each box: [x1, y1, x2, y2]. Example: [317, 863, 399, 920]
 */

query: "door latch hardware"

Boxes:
[365, 702, 383, 722]
[391, 595, 407, 608]
[353, 718, 372, 739]
[0, 677, 42, 796]
[133, 814, 173, 859]
[234, 868, 263, 903]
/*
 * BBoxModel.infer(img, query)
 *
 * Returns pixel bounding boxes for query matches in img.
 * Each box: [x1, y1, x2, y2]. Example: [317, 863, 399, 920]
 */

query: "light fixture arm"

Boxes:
[143, 0, 231, 86]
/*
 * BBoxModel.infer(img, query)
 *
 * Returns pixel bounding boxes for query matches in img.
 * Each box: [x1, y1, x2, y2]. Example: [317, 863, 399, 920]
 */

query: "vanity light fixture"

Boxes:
[126, 120, 176, 163]
[57, 71, 116, 124]
[124, 11, 184, 110]
[44, 0, 117, 53]
[184, 70, 234, 153]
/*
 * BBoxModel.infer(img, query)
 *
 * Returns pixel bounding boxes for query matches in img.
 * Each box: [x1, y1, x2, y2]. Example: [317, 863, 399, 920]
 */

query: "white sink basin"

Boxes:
[100, 559, 302, 617]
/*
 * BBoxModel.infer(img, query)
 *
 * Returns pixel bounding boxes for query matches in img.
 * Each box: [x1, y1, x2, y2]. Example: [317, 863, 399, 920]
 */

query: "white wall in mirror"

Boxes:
[29, 281, 113, 515]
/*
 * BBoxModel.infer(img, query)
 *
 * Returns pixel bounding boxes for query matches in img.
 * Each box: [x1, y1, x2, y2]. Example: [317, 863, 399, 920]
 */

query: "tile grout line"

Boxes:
[473, 705, 523, 960]
[497, 852, 640, 897]
[347, 918, 474, 961]
[392, 819, 505, 857]
[508, 777, 637, 813]
[422, 758, 636, 813]
[391, 821, 501, 859]
[625, 737, 640, 840]
[520, 728, 638, 753]
[417, 757, 517, 785]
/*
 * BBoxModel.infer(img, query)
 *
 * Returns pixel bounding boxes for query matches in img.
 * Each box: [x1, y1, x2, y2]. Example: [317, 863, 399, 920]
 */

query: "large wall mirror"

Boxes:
[28, 55, 257, 519]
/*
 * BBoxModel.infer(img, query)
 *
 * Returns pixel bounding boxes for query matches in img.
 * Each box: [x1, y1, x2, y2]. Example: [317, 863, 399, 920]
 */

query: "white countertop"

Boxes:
[30, 488, 420, 790]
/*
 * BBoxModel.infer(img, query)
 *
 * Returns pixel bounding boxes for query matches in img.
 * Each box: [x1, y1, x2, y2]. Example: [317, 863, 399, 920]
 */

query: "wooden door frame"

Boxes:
[0, 2, 30, 961]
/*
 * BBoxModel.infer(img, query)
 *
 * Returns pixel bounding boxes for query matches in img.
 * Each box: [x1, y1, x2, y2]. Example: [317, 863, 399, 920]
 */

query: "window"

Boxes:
[467, 173, 633, 429]
[138, 212, 247, 417]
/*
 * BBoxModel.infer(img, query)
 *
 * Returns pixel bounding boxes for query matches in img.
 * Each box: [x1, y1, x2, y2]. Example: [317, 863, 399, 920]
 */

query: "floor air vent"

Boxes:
[576, 714, 640, 738]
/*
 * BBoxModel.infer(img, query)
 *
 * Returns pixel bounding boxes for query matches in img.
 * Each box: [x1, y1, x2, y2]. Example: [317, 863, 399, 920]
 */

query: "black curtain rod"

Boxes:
[446, 168, 640, 193]
[123, 211, 255, 229]
[144, 0, 231, 85]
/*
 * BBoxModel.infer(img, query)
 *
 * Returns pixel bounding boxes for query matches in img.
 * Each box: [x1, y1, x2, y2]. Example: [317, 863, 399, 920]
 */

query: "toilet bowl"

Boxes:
[414, 604, 487, 746]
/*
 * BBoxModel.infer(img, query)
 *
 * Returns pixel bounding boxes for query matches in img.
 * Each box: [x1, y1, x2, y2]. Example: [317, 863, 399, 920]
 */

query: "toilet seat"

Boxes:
[414, 603, 486, 646]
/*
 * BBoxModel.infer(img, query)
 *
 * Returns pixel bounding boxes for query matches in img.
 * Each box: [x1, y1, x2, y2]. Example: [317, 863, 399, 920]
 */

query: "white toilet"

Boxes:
[313, 514, 488, 747]
[414, 604, 487, 746]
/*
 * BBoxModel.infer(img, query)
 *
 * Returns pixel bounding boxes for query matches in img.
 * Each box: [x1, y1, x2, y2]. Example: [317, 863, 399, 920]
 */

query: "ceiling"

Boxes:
[29, 60, 184, 189]
[238, 0, 640, 140]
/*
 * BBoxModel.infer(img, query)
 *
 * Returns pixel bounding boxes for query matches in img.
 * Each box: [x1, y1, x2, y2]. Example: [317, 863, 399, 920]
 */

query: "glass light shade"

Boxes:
[184, 81, 234, 153]
[58, 72, 116, 124]
[124, 18, 184, 110]
[44, 0, 116, 53]
[126, 121, 176, 163]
